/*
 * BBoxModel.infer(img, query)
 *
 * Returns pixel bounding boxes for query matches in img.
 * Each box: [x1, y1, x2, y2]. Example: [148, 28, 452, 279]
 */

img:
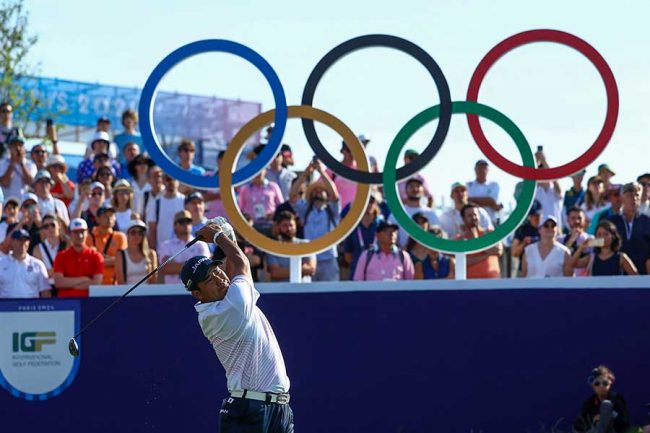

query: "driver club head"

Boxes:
[68, 338, 80, 357]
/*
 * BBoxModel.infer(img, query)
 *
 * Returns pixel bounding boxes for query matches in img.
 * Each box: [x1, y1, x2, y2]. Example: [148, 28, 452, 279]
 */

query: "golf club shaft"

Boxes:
[72, 237, 201, 339]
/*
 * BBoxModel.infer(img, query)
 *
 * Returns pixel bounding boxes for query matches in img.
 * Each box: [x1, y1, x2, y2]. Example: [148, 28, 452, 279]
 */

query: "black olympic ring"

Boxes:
[301, 34, 453, 184]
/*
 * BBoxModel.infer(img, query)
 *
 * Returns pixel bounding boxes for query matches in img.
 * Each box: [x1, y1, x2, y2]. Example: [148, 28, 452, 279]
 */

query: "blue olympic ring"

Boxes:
[138, 39, 288, 189]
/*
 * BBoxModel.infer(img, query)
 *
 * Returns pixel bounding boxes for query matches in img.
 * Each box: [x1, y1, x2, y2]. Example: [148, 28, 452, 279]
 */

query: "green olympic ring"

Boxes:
[383, 101, 537, 254]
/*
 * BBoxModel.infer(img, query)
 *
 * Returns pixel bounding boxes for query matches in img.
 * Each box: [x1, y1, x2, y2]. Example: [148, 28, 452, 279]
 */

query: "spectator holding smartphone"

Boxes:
[511, 199, 543, 259]
[570, 220, 638, 276]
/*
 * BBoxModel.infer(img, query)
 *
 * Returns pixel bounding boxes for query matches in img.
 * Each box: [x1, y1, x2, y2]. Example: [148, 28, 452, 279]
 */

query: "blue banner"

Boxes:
[1, 288, 648, 432]
[16, 75, 261, 144]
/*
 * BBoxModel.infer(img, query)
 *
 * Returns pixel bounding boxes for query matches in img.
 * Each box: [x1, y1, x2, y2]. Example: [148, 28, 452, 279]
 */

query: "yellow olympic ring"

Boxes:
[220, 105, 371, 257]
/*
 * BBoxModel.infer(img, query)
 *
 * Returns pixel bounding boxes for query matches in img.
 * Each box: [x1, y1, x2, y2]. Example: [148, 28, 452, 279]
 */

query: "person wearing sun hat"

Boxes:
[111, 179, 139, 232]
[46, 154, 75, 207]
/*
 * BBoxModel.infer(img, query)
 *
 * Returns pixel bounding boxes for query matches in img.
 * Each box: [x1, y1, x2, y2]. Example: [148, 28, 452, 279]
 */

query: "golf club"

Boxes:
[68, 237, 202, 357]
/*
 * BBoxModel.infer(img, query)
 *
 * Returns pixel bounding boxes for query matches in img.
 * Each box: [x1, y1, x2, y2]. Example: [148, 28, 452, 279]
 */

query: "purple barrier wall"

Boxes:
[1, 286, 649, 433]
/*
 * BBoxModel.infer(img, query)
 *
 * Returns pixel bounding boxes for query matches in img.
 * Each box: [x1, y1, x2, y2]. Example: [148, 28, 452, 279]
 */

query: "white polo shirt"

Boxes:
[467, 180, 500, 223]
[195, 275, 290, 394]
[38, 195, 70, 226]
[0, 254, 50, 298]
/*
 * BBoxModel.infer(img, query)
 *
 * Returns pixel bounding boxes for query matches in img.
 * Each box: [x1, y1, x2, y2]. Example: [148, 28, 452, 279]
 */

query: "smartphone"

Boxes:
[312, 155, 318, 163]
[588, 238, 605, 248]
[46, 118, 53, 127]
[537, 145, 543, 153]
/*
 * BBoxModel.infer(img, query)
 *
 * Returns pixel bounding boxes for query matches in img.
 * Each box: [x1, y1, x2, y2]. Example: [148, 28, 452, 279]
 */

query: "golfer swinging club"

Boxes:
[181, 218, 293, 433]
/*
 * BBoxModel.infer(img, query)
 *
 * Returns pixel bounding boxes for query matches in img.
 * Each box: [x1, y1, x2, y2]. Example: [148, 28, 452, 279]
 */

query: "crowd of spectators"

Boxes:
[0, 99, 649, 299]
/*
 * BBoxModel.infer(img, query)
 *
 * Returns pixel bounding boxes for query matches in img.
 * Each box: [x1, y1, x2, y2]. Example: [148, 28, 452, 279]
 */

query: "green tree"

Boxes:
[0, 0, 40, 127]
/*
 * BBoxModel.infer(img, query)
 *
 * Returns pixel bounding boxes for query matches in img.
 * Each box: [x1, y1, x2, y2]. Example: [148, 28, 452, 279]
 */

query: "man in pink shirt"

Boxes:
[238, 167, 283, 225]
[353, 221, 415, 281]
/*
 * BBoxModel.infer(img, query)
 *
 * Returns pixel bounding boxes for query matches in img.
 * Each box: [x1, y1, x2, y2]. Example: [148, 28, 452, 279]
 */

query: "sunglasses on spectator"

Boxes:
[1, 108, 11, 113]
[176, 218, 192, 225]
[179, 147, 194, 153]
[128, 229, 146, 236]
[91, 191, 104, 197]
[32, 149, 47, 155]
[640, 182, 650, 187]
[592, 379, 610, 387]
[41, 223, 56, 230]
[99, 172, 112, 177]
[542, 223, 556, 229]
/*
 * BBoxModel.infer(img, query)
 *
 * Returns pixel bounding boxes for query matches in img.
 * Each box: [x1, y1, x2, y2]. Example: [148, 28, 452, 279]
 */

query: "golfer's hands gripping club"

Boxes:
[197, 217, 236, 244]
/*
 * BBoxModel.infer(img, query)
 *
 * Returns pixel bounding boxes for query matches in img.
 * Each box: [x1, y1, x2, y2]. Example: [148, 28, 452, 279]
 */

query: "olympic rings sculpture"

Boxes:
[139, 29, 618, 256]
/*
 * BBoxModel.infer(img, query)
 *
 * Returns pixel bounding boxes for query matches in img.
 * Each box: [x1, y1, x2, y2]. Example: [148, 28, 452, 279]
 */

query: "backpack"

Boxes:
[362, 247, 406, 281]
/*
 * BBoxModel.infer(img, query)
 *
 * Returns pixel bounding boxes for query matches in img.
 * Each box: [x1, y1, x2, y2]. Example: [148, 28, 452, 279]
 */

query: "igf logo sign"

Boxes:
[12, 332, 56, 352]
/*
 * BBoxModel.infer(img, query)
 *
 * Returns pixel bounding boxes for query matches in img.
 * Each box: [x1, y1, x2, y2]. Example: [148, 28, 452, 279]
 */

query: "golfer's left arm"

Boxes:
[197, 224, 251, 280]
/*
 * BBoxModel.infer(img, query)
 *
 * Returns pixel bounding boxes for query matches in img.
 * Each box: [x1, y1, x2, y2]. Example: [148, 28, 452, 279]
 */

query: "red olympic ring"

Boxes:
[466, 29, 619, 180]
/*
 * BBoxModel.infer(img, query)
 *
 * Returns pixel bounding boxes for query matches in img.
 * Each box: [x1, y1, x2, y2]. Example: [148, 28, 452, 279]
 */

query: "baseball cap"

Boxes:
[46, 154, 67, 168]
[34, 170, 54, 185]
[125, 219, 147, 232]
[450, 181, 466, 191]
[11, 229, 31, 240]
[412, 212, 429, 225]
[180, 256, 215, 291]
[540, 215, 558, 227]
[4, 196, 20, 207]
[90, 131, 111, 145]
[571, 169, 587, 177]
[185, 191, 204, 205]
[69, 218, 88, 231]
[376, 220, 399, 232]
[405, 177, 423, 187]
[97, 205, 116, 216]
[598, 163, 615, 176]
[475, 159, 489, 167]
[358, 134, 370, 144]
[7, 128, 25, 145]
[622, 182, 641, 194]
[280, 144, 292, 155]
[20, 192, 39, 206]
[529, 199, 543, 216]
[404, 149, 419, 157]
[174, 210, 193, 223]
[97, 116, 111, 123]
[90, 181, 105, 192]
[606, 183, 622, 195]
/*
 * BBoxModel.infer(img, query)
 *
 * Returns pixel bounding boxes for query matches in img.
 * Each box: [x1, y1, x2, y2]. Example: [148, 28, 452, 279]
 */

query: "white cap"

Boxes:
[90, 181, 105, 191]
[125, 219, 147, 232]
[90, 131, 111, 145]
[358, 134, 370, 143]
[20, 192, 39, 205]
[69, 218, 88, 231]
[46, 154, 67, 168]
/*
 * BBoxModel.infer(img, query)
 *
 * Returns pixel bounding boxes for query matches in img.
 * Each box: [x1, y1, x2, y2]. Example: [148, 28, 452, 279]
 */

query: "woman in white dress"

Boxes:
[112, 179, 140, 232]
[32, 214, 68, 289]
[521, 216, 572, 278]
[114, 220, 158, 284]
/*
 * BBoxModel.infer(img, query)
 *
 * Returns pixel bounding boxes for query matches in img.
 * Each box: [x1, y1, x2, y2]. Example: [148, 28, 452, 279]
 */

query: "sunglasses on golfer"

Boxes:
[592, 379, 610, 387]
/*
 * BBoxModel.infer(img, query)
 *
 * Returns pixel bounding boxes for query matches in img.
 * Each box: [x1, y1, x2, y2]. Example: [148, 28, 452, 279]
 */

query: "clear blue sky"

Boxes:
[24, 0, 650, 211]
